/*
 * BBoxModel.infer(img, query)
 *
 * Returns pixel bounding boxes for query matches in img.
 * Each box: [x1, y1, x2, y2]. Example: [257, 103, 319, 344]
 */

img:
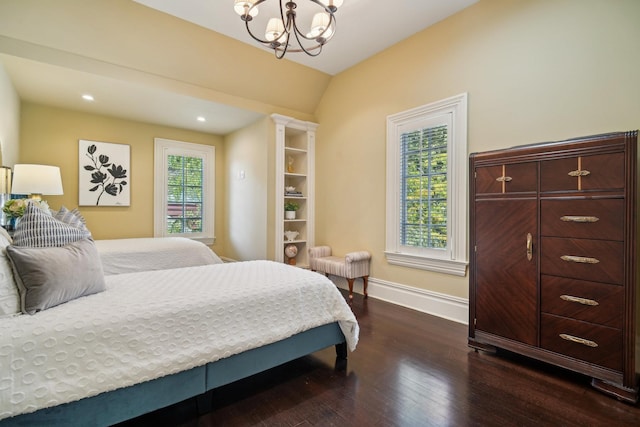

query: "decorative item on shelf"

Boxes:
[287, 156, 295, 173]
[285, 244, 298, 265]
[285, 185, 303, 197]
[284, 201, 299, 219]
[284, 230, 299, 242]
[234, 0, 343, 59]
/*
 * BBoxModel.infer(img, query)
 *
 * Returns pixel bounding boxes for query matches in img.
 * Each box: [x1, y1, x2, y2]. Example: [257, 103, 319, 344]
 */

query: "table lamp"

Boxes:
[11, 164, 64, 200]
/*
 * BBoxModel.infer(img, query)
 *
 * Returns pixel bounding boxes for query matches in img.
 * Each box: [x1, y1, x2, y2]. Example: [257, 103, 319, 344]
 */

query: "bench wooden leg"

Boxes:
[347, 278, 354, 300]
[363, 275, 369, 299]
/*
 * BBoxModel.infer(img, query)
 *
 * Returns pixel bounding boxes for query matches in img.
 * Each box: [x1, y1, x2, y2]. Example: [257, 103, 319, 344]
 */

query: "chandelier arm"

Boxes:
[244, 18, 275, 45]
[308, 0, 334, 14]
[290, 29, 323, 56]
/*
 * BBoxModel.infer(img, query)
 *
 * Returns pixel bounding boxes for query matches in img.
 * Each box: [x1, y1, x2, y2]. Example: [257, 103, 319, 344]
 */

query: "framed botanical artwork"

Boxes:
[79, 140, 130, 206]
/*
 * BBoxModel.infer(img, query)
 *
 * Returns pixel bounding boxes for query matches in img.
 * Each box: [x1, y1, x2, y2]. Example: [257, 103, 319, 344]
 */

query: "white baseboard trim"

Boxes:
[330, 275, 469, 325]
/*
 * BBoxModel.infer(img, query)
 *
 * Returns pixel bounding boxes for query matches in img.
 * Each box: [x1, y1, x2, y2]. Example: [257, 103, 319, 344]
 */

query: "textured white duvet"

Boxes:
[0, 261, 359, 421]
[94, 237, 223, 275]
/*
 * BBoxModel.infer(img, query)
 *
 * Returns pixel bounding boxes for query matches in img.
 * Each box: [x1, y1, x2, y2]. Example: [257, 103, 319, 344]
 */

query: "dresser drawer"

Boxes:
[475, 162, 537, 195]
[540, 275, 623, 328]
[541, 313, 622, 371]
[540, 199, 624, 241]
[540, 237, 623, 284]
[540, 152, 625, 193]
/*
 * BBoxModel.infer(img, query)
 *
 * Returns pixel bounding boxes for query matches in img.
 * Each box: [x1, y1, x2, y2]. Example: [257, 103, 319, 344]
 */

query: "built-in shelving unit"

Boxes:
[272, 114, 318, 268]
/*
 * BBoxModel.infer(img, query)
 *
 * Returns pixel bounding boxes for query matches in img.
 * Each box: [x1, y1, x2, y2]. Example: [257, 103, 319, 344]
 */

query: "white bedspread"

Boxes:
[94, 237, 223, 275]
[0, 261, 358, 420]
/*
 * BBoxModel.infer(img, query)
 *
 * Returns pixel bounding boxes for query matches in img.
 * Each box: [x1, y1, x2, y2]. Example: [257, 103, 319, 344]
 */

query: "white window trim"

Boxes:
[385, 93, 468, 276]
[154, 138, 215, 245]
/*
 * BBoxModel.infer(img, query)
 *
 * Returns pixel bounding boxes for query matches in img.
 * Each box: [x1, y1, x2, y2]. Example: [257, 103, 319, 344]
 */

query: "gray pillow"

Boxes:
[6, 238, 106, 314]
[13, 203, 92, 247]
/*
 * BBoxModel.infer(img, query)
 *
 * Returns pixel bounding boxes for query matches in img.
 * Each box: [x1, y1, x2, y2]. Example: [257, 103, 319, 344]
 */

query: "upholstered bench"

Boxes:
[309, 246, 371, 300]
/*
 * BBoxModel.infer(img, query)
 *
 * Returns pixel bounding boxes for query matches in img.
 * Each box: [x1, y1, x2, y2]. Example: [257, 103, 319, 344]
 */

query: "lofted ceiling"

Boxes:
[1, 0, 478, 135]
[132, 0, 479, 76]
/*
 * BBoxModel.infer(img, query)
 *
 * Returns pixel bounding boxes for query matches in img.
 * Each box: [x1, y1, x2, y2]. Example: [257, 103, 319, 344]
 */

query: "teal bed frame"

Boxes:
[1, 322, 347, 426]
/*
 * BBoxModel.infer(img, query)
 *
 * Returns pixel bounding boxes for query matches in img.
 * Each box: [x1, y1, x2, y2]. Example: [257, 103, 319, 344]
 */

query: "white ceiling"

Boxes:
[133, 0, 479, 76]
[3, 0, 478, 135]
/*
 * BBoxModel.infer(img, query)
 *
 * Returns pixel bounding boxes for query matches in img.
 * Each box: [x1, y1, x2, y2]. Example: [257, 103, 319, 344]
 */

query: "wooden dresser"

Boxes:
[468, 131, 639, 402]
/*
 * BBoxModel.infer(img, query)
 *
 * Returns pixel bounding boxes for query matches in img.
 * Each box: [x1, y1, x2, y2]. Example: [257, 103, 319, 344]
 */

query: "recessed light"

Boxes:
[82, 94, 94, 101]
[197, 116, 206, 122]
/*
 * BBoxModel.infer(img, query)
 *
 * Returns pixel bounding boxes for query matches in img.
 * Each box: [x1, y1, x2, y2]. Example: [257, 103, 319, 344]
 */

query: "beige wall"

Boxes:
[6, 0, 640, 303]
[0, 0, 324, 120]
[314, 0, 640, 299]
[20, 103, 227, 253]
[223, 116, 271, 261]
[0, 62, 19, 167]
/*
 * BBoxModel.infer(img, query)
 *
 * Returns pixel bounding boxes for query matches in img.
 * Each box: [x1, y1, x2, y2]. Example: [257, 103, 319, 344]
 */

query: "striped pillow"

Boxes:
[54, 206, 89, 231]
[13, 203, 92, 247]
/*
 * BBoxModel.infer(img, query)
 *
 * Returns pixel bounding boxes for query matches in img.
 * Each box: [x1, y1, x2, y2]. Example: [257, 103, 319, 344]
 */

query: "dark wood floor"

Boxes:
[118, 291, 640, 426]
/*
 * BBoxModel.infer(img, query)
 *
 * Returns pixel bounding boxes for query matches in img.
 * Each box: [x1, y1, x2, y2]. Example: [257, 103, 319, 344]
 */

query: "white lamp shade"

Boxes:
[234, 0, 259, 17]
[265, 18, 286, 42]
[11, 164, 64, 196]
[308, 13, 334, 39]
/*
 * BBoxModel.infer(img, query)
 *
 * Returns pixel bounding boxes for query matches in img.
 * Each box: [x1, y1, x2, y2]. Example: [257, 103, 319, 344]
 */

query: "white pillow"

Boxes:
[0, 231, 20, 317]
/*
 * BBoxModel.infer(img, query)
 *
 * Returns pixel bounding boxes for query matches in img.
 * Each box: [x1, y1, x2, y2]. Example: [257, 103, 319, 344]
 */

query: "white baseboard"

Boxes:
[330, 275, 469, 325]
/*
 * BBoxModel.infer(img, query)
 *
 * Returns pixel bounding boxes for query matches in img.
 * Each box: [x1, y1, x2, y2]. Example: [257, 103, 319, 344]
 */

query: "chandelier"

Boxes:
[234, 0, 343, 59]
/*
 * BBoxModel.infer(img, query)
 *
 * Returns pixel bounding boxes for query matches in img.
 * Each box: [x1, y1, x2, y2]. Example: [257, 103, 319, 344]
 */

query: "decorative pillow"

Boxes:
[0, 226, 12, 244]
[6, 238, 106, 314]
[0, 232, 20, 317]
[13, 203, 92, 247]
[54, 205, 89, 231]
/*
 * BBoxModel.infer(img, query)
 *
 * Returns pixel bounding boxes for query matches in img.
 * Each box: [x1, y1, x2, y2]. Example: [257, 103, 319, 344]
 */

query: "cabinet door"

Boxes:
[474, 199, 538, 345]
[475, 162, 537, 195]
[540, 152, 625, 192]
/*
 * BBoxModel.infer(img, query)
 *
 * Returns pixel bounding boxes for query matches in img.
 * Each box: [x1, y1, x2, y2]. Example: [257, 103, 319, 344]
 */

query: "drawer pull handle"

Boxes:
[560, 294, 599, 306]
[496, 176, 512, 182]
[560, 215, 599, 223]
[560, 255, 600, 264]
[526, 233, 532, 261]
[559, 333, 598, 348]
[568, 169, 591, 177]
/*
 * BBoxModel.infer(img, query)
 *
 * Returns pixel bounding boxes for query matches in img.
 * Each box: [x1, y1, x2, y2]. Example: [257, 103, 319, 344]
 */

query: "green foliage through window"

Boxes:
[400, 125, 448, 249]
[167, 155, 203, 234]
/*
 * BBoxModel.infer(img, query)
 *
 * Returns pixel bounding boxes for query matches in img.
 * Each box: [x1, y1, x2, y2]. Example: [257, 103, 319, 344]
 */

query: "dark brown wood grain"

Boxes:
[469, 130, 639, 403]
[115, 292, 640, 427]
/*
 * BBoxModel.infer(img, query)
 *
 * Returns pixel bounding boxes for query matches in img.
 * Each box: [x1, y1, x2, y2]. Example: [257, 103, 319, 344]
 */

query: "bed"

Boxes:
[94, 237, 224, 275]
[0, 205, 358, 426]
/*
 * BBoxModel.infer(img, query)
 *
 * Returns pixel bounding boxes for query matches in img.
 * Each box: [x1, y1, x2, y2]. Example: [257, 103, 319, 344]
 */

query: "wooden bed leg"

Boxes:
[196, 390, 214, 416]
[335, 342, 348, 371]
[336, 342, 347, 359]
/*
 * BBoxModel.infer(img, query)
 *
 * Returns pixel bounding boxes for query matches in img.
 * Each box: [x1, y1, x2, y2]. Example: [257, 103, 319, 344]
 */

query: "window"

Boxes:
[385, 93, 468, 276]
[154, 138, 215, 245]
